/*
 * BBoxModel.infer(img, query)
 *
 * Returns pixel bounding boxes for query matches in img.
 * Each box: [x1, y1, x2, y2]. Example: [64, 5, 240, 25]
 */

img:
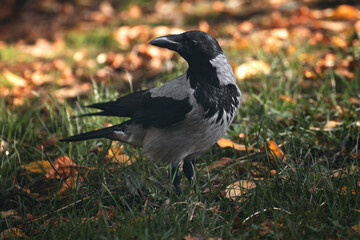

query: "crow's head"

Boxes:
[149, 30, 223, 65]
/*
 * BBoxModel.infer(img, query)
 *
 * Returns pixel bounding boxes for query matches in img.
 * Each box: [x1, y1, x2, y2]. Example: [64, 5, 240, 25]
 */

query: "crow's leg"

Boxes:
[170, 165, 182, 194]
[183, 157, 197, 183]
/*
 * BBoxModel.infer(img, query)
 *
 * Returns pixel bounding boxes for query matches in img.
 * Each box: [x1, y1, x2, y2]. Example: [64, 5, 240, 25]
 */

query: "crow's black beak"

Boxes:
[149, 34, 182, 51]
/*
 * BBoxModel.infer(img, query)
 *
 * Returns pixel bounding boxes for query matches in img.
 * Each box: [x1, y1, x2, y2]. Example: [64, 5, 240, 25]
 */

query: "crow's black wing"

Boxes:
[84, 90, 193, 128]
[83, 90, 148, 117]
[133, 96, 192, 128]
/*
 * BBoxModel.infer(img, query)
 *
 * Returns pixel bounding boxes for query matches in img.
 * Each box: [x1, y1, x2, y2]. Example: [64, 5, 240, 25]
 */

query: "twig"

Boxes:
[242, 207, 292, 223]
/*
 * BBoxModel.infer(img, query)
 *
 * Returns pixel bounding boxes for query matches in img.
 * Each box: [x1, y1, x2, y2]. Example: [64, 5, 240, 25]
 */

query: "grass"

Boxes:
[1, 34, 360, 239]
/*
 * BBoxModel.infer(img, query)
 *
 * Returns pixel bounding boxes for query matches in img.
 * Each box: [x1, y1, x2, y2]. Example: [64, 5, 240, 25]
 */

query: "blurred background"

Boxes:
[0, 0, 359, 104]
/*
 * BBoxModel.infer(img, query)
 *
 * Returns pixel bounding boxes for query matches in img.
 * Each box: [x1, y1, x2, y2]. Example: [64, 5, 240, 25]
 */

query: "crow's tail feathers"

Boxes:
[60, 121, 129, 142]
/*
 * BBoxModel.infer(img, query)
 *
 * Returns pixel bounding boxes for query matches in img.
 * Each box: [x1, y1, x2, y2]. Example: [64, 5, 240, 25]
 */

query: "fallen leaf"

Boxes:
[31, 70, 52, 85]
[352, 224, 360, 234]
[237, 161, 271, 177]
[313, 20, 349, 33]
[337, 186, 356, 196]
[2, 69, 27, 87]
[225, 180, 257, 200]
[324, 120, 341, 131]
[280, 95, 295, 103]
[58, 175, 84, 194]
[304, 69, 316, 79]
[238, 21, 253, 33]
[0, 227, 27, 238]
[235, 60, 270, 80]
[21, 160, 52, 174]
[207, 157, 233, 170]
[331, 4, 359, 20]
[127, 4, 142, 19]
[261, 140, 286, 161]
[0, 139, 10, 156]
[217, 138, 252, 151]
[332, 166, 358, 178]
[0, 210, 19, 219]
[108, 143, 135, 165]
[45, 156, 77, 179]
[332, 36, 347, 48]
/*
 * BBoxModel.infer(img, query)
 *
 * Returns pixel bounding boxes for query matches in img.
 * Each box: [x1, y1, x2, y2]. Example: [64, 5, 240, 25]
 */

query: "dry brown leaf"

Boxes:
[207, 157, 233, 170]
[235, 60, 270, 80]
[331, 4, 359, 20]
[217, 138, 251, 151]
[45, 156, 77, 179]
[225, 180, 257, 200]
[261, 140, 286, 161]
[0, 227, 27, 238]
[31, 70, 52, 86]
[21, 160, 53, 174]
[0, 210, 19, 219]
[2, 69, 27, 87]
[58, 175, 84, 194]
[54, 82, 91, 100]
[313, 20, 349, 33]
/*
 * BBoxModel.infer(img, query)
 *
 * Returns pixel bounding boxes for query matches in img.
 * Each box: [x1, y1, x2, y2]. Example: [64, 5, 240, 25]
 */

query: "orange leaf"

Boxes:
[261, 140, 286, 160]
[21, 160, 52, 174]
[331, 4, 359, 20]
[352, 224, 360, 234]
[324, 120, 341, 131]
[58, 175, 84, 194]
[217, 138, 251, 151]
[0, 227, 27, 238]
[45, 156, 77, 179]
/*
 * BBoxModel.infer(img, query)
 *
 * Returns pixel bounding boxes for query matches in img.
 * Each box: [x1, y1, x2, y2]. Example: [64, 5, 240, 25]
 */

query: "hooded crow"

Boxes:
[60, 30, 242, 193]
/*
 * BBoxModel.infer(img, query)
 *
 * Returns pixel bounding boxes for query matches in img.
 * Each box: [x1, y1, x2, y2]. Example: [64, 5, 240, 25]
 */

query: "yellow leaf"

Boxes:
[324, 120, 341, 131]
[235, 60, 270, 80]
[108, 143, 135, 165]
[225, 180, 257, 200]
[112, 154, 134, 165]
[2, 69, 27, 87]
[108, 143, 124, 158]
[217, 138, 251, 151]
[21, 160, 52, 174]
